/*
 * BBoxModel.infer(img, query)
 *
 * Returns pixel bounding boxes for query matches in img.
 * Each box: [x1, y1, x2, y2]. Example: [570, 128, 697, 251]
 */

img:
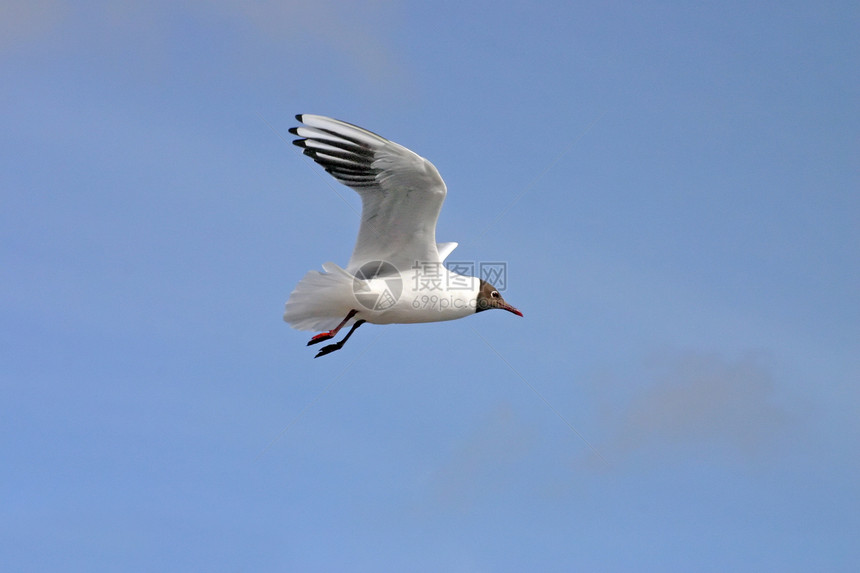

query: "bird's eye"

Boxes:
[491, 291, 500, 298]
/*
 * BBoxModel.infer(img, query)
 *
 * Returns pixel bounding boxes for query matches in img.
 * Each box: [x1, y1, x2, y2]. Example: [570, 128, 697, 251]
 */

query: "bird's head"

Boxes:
[476, 279, 523, 317]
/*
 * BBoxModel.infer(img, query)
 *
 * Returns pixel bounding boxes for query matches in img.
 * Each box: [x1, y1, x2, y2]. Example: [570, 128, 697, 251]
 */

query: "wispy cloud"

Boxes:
[230, 0, 406, 87]
[595, 351, 797, 465]
[0, 1, 408, 91]
[0, 0, 66, 54]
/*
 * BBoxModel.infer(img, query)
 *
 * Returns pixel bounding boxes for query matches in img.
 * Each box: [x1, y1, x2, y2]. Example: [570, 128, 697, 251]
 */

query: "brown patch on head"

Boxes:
[475, 279, 523, 317]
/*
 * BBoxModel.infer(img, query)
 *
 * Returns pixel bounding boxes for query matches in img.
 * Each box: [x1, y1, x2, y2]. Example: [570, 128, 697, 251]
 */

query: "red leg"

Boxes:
[307, 309, 358, 346]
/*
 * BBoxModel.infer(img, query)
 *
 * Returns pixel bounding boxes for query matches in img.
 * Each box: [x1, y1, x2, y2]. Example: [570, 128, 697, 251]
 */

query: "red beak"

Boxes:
[503, 304, 523, 317]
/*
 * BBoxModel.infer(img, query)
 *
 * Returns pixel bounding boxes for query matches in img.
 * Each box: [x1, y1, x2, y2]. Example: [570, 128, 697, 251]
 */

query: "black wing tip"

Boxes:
[295, 113, 304, 122]
[292, 138, 306, 148]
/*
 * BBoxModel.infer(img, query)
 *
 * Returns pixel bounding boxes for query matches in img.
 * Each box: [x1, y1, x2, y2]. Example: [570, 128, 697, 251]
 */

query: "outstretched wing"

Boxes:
[291, 114, 448, 271]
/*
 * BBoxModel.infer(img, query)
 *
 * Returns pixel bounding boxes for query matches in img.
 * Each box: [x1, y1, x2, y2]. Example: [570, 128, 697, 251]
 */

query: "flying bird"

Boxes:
[284, 115, 522, 357]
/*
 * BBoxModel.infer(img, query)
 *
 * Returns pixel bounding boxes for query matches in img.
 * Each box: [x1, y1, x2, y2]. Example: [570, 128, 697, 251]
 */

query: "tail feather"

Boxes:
[283, 262, 356, 331]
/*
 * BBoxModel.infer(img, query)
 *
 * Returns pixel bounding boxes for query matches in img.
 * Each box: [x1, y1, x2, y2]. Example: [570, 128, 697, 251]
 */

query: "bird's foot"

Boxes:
[307, 331, 335, 346]
[314, 342, 343, 358]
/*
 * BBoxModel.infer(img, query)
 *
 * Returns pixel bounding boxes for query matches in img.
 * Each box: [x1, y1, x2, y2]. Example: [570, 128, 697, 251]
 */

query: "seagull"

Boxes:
[284, 114, 522, 357]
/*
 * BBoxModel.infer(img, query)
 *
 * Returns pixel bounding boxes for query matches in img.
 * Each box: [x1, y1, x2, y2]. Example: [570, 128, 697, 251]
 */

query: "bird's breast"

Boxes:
[354, 268, 479, 325]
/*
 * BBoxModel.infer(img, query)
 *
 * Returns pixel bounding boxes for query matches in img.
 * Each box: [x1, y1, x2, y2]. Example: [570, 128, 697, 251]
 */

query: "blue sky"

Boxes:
[2, 1, 858, 571]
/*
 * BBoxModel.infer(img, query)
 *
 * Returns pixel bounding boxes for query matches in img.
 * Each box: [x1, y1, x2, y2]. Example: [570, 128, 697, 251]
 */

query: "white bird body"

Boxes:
[285, 262, 481, 332]
[282, 114, 521, 357]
